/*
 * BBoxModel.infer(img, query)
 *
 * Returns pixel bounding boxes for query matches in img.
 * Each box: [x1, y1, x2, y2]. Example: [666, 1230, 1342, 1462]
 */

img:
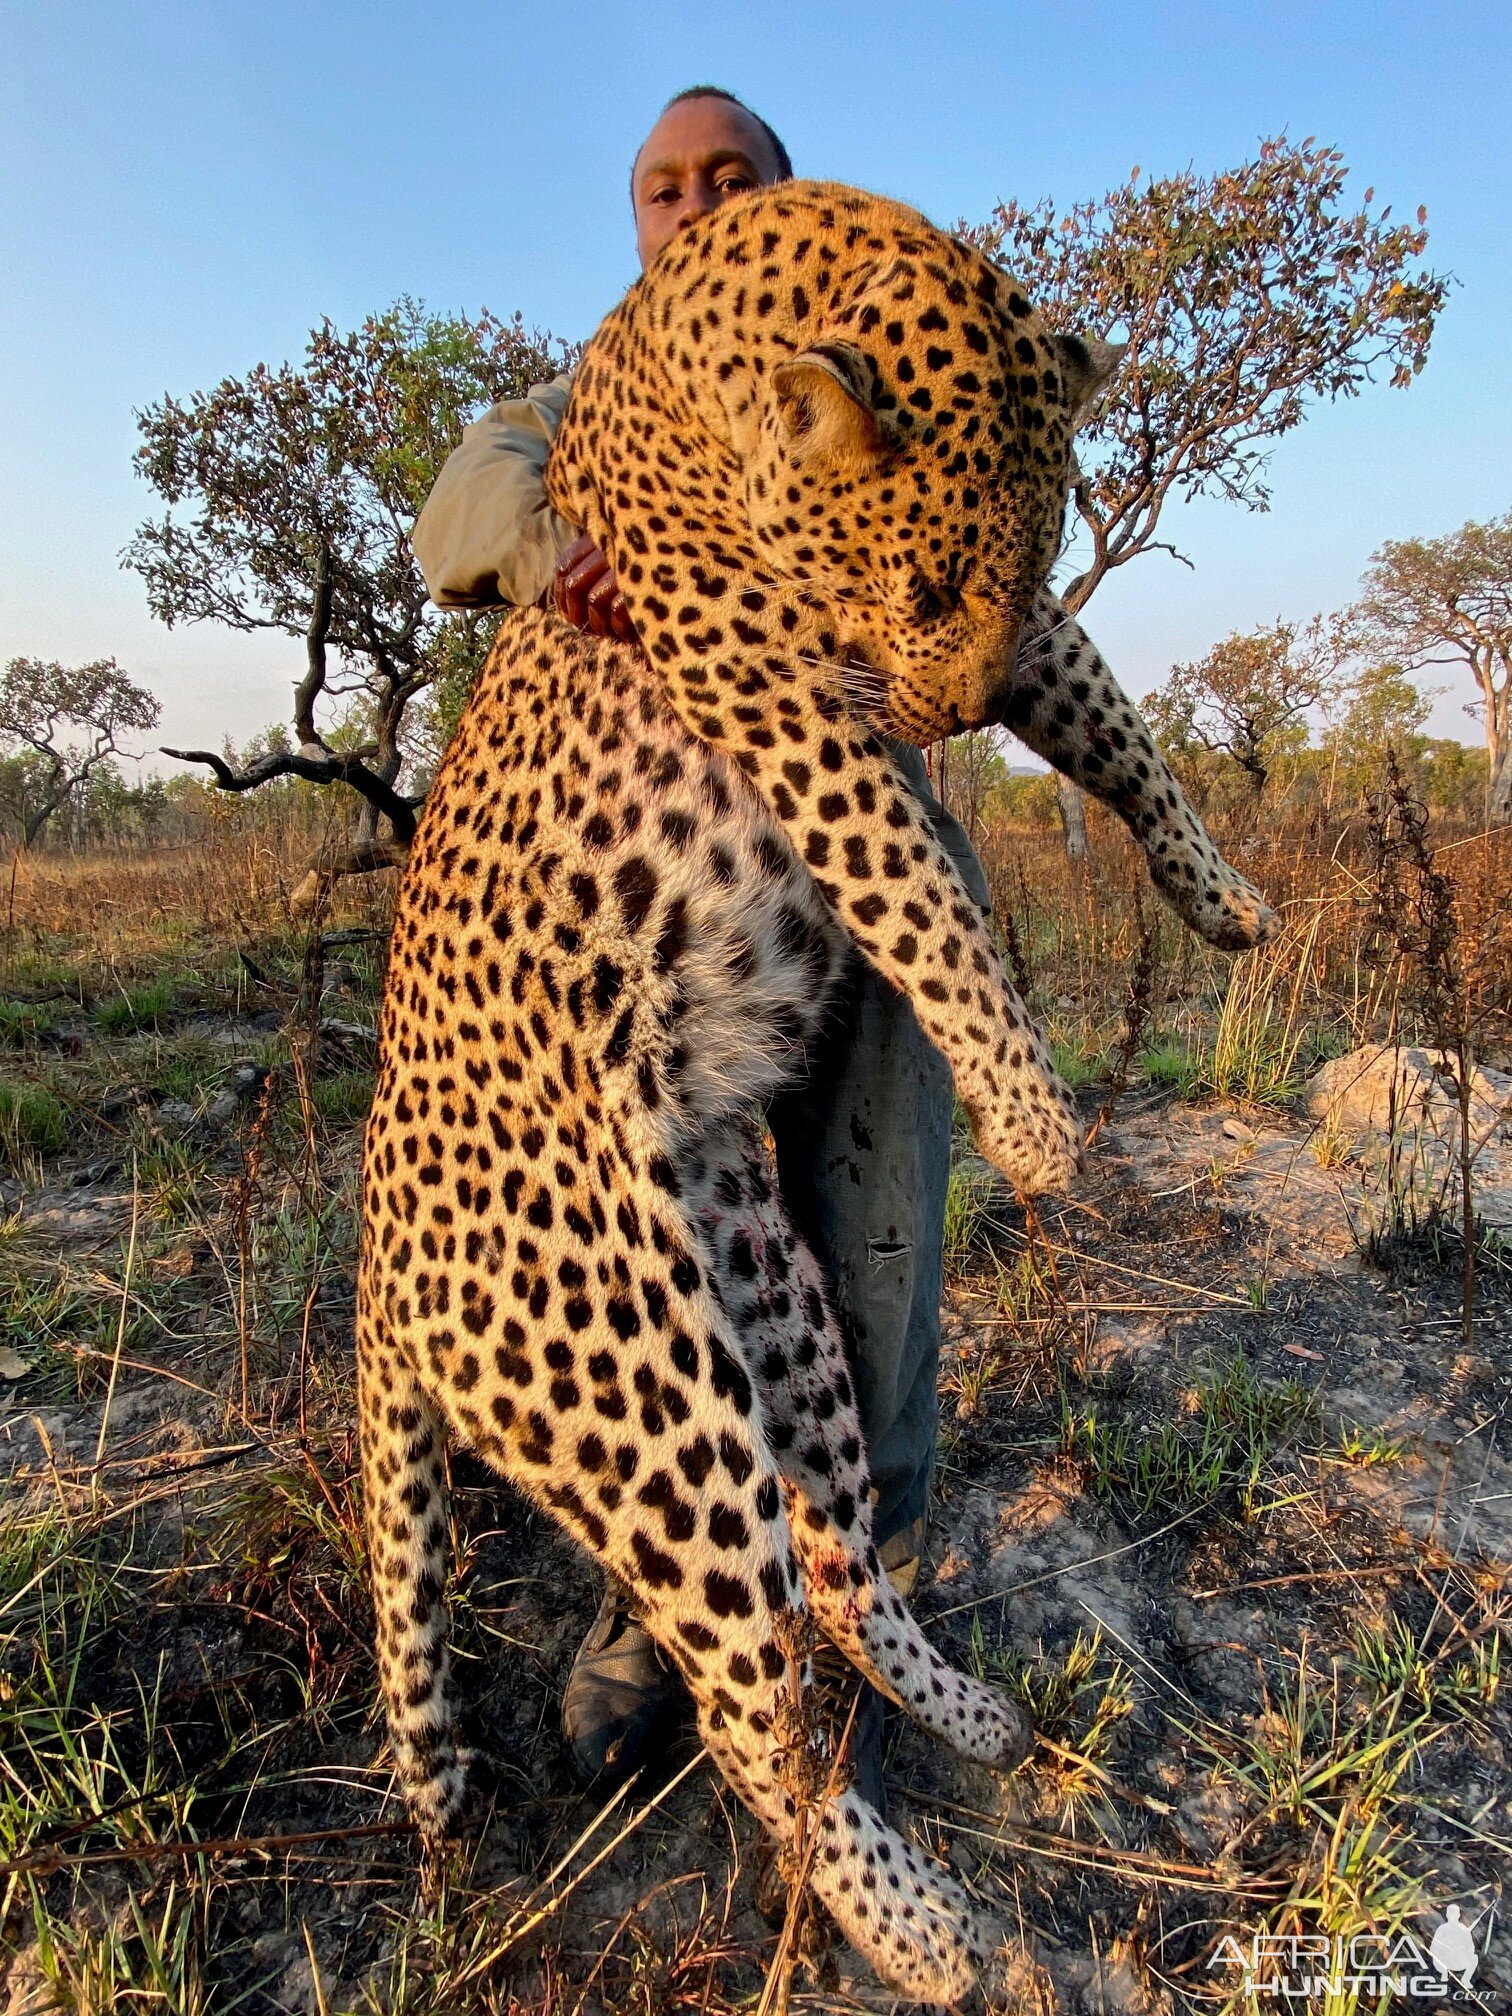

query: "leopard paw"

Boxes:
[989, 1696, 1034, 1775]
[1157, 854, 1280, 952]
[1194, 874, 1280, 953]
[968, 1077, 1082, 1198]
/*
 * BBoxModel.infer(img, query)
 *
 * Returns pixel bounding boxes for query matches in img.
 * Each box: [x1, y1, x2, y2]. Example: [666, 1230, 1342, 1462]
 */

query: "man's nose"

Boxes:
[678, 173, 727, 231]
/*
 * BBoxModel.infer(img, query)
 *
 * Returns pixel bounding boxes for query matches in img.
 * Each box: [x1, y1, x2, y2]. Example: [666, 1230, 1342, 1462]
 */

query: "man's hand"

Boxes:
[553, 534, 638, 643]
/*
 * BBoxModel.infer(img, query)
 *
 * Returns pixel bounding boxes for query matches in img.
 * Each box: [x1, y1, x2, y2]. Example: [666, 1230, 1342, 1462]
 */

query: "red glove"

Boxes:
[553, 534, 639, 643]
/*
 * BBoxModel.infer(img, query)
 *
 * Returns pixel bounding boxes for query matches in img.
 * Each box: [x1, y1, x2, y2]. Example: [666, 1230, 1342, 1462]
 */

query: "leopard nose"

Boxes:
[971, 618, 1025, 727]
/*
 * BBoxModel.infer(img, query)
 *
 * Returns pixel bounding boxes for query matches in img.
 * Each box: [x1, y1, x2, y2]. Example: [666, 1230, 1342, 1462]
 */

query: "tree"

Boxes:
[1151, 618, 1344, 800]
[125, 299, 568, 885]
[1418, 739, 1489, 821]
[937, 728, 1013, 851]
[0, 656, 160, 848]
[971, 135, 1447, 851]
[0, 754, 47, 847]
[1323, 660, 1434, 805]
[1349, 514, 1512, 823]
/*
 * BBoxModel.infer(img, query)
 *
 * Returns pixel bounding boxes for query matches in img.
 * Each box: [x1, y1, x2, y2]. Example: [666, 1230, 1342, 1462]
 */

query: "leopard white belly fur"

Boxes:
[421, 611, 855, 1141]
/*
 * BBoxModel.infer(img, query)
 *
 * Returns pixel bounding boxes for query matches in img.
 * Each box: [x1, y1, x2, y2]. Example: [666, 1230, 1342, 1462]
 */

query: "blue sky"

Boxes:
[2, 0, 1508, 761]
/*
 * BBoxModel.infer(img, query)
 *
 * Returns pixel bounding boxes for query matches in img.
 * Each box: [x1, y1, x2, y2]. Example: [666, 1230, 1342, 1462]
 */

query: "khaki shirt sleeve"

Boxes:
[412, 372, 579, 610]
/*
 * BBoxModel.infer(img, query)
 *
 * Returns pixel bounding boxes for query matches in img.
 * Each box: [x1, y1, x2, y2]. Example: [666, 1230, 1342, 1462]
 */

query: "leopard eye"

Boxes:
[908, 578, 960, 623]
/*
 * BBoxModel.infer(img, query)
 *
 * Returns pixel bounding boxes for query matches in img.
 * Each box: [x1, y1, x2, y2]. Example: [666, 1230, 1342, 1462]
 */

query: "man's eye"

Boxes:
[717, 175, 754, 194]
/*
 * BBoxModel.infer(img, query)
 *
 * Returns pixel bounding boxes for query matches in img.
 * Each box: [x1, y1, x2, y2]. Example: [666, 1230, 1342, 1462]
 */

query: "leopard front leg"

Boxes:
[652, 648, 1081, 1198]
[549, 465, 1080, 1193]
[1002, 592, 1280, 951]
[686, 1120, 1032, 1776]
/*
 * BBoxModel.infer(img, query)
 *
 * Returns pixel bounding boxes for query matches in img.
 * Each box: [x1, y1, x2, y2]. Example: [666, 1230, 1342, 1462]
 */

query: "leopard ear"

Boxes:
[770, 343, 886, 471]
[1053, 333, 1126, 424]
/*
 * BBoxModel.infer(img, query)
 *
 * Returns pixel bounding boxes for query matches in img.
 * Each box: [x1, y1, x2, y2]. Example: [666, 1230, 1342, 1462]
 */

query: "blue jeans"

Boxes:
[768, 745, 988, 1550]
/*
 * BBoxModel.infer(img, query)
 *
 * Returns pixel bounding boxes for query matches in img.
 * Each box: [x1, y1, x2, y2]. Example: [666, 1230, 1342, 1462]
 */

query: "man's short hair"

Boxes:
[630, 86, 794, 200]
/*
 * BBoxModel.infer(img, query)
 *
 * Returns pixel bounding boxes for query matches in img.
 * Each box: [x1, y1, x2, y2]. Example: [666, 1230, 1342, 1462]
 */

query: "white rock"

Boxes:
[1304, 1043, 1511, 1144]
[1303, 1044, 1512, 1230]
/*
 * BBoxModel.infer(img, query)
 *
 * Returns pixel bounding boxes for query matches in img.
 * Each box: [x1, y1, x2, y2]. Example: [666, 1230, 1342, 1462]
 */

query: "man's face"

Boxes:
[632, 96, 782, 270]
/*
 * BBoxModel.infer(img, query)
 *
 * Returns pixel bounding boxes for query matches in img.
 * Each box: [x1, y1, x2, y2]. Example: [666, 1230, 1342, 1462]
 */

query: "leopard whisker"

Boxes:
[720, 649, 894, 736]
[787, 653, 892, 711]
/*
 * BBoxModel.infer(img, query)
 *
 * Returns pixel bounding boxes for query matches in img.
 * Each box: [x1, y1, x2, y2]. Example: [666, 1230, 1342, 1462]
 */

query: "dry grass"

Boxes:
[976, 803, 1512, 1077]
[0, 821, 392, 998]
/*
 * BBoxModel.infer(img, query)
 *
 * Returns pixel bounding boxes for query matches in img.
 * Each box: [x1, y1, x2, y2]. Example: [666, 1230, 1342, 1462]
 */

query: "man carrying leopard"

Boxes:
[414, 85, 995, 1808]
[412, 90, 1269, 1824]
[368, 113, 1278, 2005]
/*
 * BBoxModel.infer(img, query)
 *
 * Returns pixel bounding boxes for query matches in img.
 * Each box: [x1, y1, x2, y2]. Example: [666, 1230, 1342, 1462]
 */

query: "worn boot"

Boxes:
[876, 1515, 925, 1598]
[561, 1582, 681, 1785]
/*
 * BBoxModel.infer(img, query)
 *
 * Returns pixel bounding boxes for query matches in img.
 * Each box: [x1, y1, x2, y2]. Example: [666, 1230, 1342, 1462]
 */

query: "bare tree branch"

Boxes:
[294, 542, 334, 753]
[160, 741, 420, 843]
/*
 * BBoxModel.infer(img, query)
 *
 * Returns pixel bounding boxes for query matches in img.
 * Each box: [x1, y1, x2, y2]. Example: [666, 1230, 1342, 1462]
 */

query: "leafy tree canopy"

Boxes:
[1324, 661, 1435, 786]
[1149, 618, 1346, 799]
[125, 299, 568, 873]
[972, 137, 1448, 616]
[0, 655, 160, 848]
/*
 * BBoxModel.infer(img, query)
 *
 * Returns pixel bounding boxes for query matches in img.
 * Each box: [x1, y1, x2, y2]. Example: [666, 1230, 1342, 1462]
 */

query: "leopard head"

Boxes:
[741, 252, 1120, 741]
[548, 183, 1120, 744]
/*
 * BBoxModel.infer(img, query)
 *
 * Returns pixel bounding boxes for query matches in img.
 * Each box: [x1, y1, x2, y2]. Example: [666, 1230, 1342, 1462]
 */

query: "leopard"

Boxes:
[359, 180, 1277, 2010]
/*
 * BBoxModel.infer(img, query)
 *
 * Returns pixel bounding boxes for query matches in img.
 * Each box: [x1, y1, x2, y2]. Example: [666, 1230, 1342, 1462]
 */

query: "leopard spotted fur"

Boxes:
[359, 181, 1275, 2008]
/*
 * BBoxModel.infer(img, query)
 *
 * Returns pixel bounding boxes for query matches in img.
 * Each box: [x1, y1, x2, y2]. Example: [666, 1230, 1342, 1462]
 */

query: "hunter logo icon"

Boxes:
[1428, 1905, 1477, 1989]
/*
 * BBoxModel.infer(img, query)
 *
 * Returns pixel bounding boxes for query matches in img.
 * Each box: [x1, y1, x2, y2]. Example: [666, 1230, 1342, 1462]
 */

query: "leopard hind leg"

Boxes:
[686, 1119, 1032, 1776]
[480, 1186, 1011, 2008]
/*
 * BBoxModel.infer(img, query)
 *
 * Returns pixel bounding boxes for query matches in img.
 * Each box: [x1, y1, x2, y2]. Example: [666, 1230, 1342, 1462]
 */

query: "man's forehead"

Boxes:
[633, 97, 775, 179]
